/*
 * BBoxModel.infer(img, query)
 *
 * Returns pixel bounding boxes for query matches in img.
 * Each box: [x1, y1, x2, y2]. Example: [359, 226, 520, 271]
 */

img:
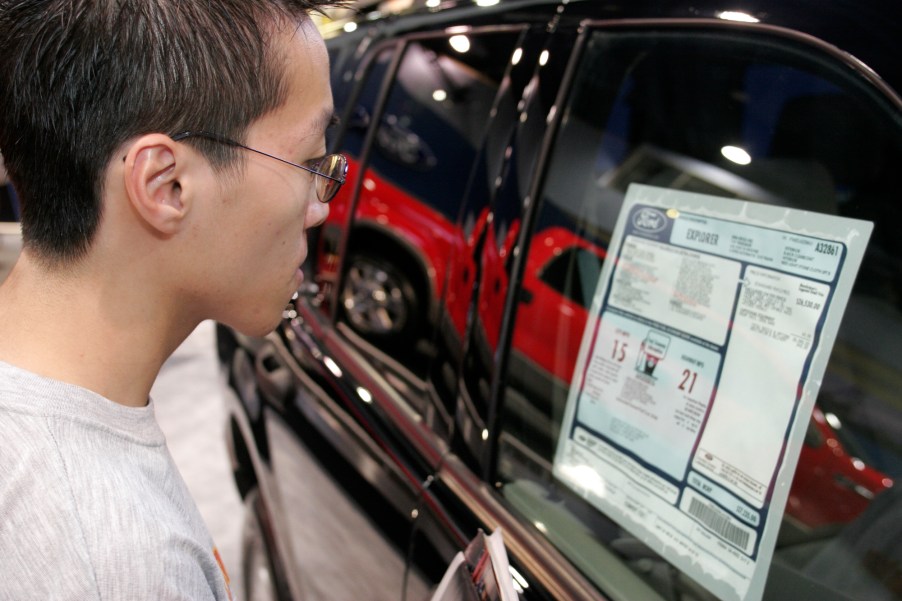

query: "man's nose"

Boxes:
[306, 198, 330, 229]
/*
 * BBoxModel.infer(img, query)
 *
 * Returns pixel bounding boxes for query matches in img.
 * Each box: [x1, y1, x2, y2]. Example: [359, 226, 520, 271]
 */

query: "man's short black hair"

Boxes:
[0, 0, 335, 264]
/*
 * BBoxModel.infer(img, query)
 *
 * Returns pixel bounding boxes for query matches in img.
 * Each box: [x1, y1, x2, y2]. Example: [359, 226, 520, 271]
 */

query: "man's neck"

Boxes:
[0, 252, 198, 408]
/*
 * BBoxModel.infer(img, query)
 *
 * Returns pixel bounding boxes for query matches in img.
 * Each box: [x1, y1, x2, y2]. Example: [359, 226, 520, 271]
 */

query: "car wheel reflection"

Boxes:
[340, 253, 419, 341]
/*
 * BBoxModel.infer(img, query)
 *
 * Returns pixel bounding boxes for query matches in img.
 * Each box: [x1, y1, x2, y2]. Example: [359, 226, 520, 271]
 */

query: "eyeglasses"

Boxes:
[171, 131, 348, 203]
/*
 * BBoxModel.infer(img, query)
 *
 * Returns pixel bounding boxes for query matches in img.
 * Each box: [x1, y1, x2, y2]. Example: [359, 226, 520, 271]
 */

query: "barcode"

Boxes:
[688, 497, 750, 550]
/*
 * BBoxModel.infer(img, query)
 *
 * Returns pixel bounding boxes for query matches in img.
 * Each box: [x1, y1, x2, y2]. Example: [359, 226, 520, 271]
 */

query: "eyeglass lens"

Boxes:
[309, 154, 348, 203]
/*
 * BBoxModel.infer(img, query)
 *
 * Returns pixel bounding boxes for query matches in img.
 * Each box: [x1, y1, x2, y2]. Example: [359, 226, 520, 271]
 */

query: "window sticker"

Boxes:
[552, 184, 872, 601]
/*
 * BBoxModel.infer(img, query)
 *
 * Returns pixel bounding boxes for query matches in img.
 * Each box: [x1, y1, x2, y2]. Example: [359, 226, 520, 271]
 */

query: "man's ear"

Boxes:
[122, 133, 192, 235]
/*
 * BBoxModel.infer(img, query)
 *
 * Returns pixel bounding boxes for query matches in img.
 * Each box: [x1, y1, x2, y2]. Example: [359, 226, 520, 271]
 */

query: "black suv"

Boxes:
[216, 0, 902, 599]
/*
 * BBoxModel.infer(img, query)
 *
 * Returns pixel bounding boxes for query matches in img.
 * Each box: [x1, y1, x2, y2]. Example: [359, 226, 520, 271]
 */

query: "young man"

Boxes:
[0, 1, 345, 598]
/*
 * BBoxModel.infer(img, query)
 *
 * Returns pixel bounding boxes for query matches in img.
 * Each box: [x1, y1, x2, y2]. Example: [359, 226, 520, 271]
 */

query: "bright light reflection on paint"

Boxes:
[717, 11, 759, 22]
[324, 356, 343, 378]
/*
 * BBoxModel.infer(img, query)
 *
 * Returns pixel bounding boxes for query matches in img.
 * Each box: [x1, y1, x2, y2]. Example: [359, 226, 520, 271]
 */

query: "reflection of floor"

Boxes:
[267, 412, 431, 601]
[152, 320, 244, 597]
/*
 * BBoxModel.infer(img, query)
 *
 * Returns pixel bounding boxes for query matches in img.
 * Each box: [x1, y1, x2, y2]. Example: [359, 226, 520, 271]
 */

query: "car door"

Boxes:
[393, 10, 902, 601]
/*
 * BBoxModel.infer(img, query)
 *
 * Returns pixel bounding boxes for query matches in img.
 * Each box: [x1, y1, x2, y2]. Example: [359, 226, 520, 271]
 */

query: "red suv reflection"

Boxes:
[322, 167, 892, 529]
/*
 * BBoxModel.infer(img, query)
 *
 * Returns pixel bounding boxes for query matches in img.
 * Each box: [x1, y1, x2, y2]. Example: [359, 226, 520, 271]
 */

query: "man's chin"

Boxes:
[226, 311, 286, 339]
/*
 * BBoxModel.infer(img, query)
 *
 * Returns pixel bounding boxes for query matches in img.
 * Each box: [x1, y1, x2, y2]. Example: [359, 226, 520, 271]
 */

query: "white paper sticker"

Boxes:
[553, 184, 872, 601]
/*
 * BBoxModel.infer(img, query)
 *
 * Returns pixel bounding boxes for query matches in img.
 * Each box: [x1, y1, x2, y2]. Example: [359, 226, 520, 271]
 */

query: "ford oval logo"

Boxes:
[632, 207, 667, 233]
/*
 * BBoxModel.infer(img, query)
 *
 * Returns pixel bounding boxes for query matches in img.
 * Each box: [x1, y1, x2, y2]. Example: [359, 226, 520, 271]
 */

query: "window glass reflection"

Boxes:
[333, 32, 521, 427]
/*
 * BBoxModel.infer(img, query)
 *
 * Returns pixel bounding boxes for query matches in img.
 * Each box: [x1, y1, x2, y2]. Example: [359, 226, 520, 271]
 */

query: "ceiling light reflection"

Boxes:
[511, 47, 523, 65]
[539, 50, 549, 66]
[323, 356, 343, 378]
[449, 34, 471, 53]
[509, 566, 529, 592]
[356, 386, 373, 404]
[721, 145, 751, 165]
[717, 11, 759, 23]
[825, 412, 842, 430]
[432, 89, 447, 102]
[559, 464, 606, 498]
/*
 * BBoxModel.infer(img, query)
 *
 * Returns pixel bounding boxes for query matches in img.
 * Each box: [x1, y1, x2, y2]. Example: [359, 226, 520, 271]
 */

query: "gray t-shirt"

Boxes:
[0, 361, 234, 601]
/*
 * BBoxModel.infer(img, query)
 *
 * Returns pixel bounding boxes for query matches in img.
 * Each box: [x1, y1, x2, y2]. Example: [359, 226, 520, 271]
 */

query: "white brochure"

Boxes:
[552, 184, 872, 601]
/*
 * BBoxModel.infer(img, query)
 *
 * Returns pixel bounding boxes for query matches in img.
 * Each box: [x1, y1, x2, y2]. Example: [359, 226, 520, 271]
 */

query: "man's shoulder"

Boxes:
[0, 452, 221, 601]
[0, 387, 66, 468]
[0, 359, 93, 418]
[0, 359, 166, 445]
[0, 396, 102, 599]
[0, 383, 225, 600]
[0, 366, 171, 524]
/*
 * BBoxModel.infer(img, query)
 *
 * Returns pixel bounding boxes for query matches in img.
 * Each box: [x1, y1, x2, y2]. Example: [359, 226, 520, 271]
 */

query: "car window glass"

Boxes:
[446, 30, 575, 470]
[313, 43, 395, 324]
[327, 32, 378, 132]
[496, 28, 902, 600]
[333, 31, 522, 427]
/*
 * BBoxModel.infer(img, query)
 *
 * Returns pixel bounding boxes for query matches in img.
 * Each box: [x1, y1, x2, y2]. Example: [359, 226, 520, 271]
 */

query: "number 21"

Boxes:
[679, 369, 697, 394]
